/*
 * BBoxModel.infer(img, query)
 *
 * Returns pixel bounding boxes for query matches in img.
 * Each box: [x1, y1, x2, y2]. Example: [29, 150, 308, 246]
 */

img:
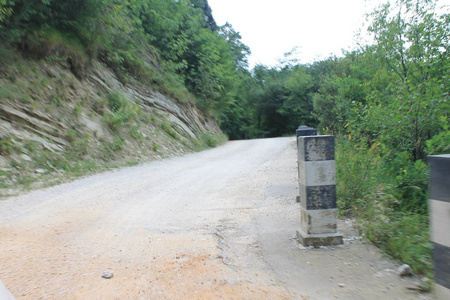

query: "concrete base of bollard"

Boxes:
[435, 283, 450, 300]
[296, 229, 343, 247]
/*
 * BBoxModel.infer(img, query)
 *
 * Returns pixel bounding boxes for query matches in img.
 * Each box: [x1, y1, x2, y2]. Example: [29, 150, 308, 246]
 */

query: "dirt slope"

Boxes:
[0, 137, 430, 299]
[1, 57, 222, 197]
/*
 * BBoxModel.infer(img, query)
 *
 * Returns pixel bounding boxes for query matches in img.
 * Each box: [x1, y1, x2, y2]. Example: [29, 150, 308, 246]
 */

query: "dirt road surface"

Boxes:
[0, 137, 431, 299]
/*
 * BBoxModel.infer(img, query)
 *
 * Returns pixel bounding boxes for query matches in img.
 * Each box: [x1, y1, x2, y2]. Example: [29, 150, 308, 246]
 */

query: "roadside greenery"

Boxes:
[327, 0, 447, 278]
[220, 0, 447, 277]
[104, 91, 141, 131]
[0, 0, 247, 112]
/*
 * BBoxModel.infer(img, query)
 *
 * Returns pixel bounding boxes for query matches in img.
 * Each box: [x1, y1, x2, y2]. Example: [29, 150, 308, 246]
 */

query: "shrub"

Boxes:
[0, 84, 18, 100]
[160, 119, 179, 140]
[0, 135, 13, 155]
[103, 138, 125, 156]
[335, 138, 383, 214]
[66, 131, 90, 158]
[193, 132, 227, 151]
[129, 124, 142, 139]
[393, 158, 429, 214]
[106, 91, 127, 112]
[104, 91, 139, 131]
[202, 133, 218, 148]
[336, 135, 433, 276]
[21, 28, 90, 79]
[73, 102, 82, 117]
[358, 197, 432, 277]
[426, 117, 450, 155]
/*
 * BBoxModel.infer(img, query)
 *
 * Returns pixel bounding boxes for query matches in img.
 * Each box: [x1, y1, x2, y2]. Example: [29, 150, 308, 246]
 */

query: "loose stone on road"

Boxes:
[0, 137, 430, 299]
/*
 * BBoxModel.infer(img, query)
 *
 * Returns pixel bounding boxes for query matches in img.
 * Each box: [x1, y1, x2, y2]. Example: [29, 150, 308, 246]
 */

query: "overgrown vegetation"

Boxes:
[194, 132, 227, 151]
[0, 54, 225, 198]
[335, 138, 433, 277]
[0, 0, 248, 113]
[1, 1, 235, 197]
[220, 0, 447, 278]
[321, 0, 446, 279]
[0, 135, 14, 155]
[104, 91, 140, 131]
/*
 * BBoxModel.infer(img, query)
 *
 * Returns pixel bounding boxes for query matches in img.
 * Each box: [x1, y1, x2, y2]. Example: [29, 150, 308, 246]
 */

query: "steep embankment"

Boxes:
[0, 56, 223, 197]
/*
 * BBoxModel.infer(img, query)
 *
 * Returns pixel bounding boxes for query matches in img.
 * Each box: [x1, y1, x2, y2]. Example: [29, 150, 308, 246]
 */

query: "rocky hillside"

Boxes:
[0, 55, 224, 197]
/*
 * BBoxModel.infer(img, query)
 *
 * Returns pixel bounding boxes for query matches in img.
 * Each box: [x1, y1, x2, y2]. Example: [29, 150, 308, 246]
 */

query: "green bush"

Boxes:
[66, 131, 90, 158]
[380, 150, 429, 215]
[22, 28, 90, 78]
[426, 117, 450, 155]
[336, 136, 433, 276]
[160, 119, 179, 140]
[129, 124, 142, 139]
[0, 83, 19, 100]
[393, 159, 429, 214]
[1, 0, 104, 44]
[201, 132, 218, 148]
[0, 135, 13, 155]
[358, 199, 432, 277]
[109, 138, 124, 151]
[336, 138, 383, 214]
[104, 91, 139, 131]
[106, 91, 126, 112]
[193, 132, 227, 151]
[337, 136, 430, 215]
[72, 102, 83, 117]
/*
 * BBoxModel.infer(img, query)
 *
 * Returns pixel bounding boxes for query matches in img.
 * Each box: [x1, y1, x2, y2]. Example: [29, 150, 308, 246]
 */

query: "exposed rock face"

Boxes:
[89, 63, 218, 139]
[0, 62, 218, 157]
[0, 58, 222, 189]
[0, 104, 68, 152]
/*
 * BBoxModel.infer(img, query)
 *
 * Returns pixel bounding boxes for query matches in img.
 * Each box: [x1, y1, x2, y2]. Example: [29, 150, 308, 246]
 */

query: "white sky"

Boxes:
[208, 0, 387, 68]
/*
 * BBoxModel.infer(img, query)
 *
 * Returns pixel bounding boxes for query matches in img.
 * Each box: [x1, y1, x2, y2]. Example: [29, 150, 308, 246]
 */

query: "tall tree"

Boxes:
[360, 0, 449, 159]
[0, 0, 12, 23]
[218, 22, 251, 70]
[191, 0, 216, 30]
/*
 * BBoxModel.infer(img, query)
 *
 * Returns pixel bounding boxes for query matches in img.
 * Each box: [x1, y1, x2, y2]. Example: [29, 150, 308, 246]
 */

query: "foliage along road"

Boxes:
[0, 137, 430, 299]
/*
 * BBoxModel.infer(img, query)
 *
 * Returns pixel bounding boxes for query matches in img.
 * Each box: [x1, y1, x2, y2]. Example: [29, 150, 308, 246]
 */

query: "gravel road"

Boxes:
[0, 137, 431, 299]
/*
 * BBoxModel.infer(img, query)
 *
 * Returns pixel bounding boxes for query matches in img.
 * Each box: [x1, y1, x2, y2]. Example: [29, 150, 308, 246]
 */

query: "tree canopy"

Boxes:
[0, 0, 447, 152]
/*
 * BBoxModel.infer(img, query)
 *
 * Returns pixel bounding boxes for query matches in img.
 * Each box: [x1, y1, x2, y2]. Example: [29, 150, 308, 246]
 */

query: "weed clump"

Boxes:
[104, 91, 140, 131]
[335, 137, 432, 278]
[160, 119, 179, 140]
[0, 135, 14, 155]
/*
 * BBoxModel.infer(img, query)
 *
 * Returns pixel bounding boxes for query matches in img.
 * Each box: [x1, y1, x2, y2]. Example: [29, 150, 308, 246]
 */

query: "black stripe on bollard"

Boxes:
[430, 155, 450, 203]
[434, 242, 450, 289]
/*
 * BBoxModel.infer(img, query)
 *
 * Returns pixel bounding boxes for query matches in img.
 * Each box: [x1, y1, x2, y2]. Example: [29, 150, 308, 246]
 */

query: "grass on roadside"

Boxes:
[335, 137, 433, 281]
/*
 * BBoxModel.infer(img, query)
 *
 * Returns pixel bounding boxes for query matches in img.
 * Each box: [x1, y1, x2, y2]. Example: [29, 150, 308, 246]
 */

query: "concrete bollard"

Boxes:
[296, 125, 317, 138]
[296, 128, 342, 247]
[429, 154, 450, 299]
